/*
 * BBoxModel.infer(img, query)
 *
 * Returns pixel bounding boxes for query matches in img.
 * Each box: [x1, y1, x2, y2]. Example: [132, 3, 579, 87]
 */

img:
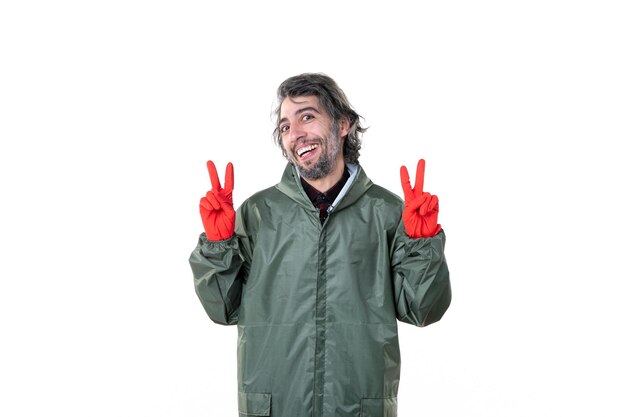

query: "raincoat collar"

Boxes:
[275, 163, 373, 213]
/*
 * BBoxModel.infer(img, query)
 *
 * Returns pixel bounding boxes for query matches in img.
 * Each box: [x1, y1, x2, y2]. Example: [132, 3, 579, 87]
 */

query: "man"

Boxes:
[190, 73, 451, 417]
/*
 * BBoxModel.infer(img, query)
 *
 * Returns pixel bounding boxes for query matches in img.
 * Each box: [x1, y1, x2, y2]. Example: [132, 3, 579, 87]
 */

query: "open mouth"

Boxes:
[296, 144, 319, 161]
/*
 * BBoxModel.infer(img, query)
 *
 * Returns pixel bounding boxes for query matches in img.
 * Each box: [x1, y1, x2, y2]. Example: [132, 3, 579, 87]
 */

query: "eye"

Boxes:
[280, 124, 290, 133]
[302, 114, 314, 122]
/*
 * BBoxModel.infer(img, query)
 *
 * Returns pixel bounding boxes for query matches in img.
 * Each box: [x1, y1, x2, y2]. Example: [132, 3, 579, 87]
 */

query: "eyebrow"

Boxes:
[279, 106, 321, 125]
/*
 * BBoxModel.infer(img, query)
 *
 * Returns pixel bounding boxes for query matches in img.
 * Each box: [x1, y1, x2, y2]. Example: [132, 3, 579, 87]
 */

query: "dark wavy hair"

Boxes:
[273, 73, 367, 164]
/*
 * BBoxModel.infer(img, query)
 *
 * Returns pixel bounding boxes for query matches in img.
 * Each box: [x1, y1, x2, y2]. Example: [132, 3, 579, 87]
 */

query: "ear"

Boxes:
[339, 117, 350, 138]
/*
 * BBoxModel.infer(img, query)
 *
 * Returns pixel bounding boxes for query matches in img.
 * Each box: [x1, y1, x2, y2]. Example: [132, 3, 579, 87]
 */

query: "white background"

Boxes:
[1, 1, 625, 416]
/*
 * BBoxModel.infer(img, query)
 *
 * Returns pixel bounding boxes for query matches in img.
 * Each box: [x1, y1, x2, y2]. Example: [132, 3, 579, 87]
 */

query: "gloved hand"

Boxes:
[199, 161, 235, 241]
[400, 159, 441, 238]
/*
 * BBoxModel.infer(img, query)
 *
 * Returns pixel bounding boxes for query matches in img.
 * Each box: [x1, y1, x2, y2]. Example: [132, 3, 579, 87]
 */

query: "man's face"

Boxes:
[278, 96, 348, 181]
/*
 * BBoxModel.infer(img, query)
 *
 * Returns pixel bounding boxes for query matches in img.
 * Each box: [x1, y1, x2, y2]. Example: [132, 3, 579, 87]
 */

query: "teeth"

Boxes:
[297, 144, 318, 157]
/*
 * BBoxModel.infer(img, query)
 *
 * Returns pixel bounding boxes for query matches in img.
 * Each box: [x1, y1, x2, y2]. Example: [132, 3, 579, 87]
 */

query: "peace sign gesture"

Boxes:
[199, 161, 235, 241]
[400, 159, 441, 238]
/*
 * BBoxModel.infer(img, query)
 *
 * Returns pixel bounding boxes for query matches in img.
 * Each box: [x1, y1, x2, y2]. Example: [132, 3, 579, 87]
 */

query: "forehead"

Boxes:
[279, 95, 324, 118]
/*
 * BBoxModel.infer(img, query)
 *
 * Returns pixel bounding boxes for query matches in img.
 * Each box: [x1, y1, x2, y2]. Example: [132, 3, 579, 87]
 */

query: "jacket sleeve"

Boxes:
[391, 224, 451, 327]
[189, 235, 244, 325]
[189, 210, 253, 326]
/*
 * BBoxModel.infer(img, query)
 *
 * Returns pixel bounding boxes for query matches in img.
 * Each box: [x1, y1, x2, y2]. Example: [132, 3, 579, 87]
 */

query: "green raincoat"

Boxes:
[190, 163, 451, 417]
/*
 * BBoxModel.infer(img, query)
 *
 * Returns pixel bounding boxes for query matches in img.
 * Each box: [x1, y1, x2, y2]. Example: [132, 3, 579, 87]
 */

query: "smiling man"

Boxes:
[190, 73, 451, 417]
[278, 95, 348, 188]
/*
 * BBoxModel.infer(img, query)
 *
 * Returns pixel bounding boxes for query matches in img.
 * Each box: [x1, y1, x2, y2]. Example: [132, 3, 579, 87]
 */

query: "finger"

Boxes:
[205, 191, 222, 210]
[415, 159, 425, 196]
[419, 192, 431, 216]
[206, 160, 222, 192]
[224, 162, 234, 194]
[406, 193, 427, 212]
[400, 165, 414, 201]
[199, 197, 212, 213]
[405, 198, 421, 212]
[428, 194, 439, 212]
[213, 190, 233, 206]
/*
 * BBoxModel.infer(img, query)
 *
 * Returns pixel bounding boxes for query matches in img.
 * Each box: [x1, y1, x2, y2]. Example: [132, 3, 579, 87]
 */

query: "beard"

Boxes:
[286, 125, 342, 181]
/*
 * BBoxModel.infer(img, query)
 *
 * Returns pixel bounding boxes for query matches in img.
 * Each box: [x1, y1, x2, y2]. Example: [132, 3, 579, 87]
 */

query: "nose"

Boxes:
[287, 122, 306, 143]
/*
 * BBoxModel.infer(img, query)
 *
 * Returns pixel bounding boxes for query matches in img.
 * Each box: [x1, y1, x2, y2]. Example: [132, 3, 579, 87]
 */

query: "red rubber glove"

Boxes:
[400, 159, 441, 238]
[199, 161, 235, 241]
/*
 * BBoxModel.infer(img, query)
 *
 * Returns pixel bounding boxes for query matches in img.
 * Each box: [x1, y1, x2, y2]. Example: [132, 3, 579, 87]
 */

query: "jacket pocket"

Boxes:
[238, 391, 271, 416]
[360, 397, 397, 417]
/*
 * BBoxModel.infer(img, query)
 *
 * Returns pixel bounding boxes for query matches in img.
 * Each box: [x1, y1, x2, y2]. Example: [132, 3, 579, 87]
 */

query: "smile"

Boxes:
[296, 144, 319, 159]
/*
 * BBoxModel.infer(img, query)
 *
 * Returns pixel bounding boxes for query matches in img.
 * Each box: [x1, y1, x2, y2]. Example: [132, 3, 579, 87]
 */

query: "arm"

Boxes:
[189, 161, 249, 325]
[394, 159, 451, 326]
[189, 230, 248, 326]
[391, 225, 451, 326]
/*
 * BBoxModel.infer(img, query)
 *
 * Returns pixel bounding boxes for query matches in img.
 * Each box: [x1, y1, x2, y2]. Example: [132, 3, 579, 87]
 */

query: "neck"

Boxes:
[304, 158, 346, 193]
